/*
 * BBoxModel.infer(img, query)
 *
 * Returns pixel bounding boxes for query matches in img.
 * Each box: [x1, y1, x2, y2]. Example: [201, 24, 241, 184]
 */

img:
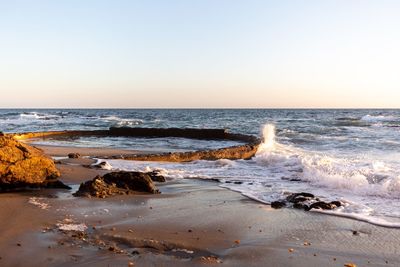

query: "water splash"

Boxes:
[256, 124, 277, 155]
[261, 124, 276, 148]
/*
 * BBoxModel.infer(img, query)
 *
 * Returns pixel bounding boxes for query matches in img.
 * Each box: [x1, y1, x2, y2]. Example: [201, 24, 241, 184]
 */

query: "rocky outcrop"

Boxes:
[0, 135, 62, 190]
[108, 144, 259, 162]
[108, 127, 260, 143]
[74, 171, 160, 198]
[11, 127, 260, 143]
[10, 127, 261, 162]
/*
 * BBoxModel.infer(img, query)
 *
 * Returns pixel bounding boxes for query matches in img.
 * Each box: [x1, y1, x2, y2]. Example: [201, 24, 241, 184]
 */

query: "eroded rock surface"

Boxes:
[0, 135, 61, 189]
[74, 171, 160, 198]
[109, 144, 260, 162]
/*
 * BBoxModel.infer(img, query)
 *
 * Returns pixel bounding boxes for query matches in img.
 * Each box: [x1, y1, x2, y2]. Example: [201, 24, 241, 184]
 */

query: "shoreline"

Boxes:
[0, 145, 399, 266]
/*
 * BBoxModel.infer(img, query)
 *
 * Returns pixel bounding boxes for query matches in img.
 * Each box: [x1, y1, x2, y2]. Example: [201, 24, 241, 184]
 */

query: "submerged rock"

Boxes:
[271, 192, 343, 212]
[74, 171, 160, 198]
[0, 135, 62, 190]
[271, 201, 286, 209]
[286, 192, 315, 203]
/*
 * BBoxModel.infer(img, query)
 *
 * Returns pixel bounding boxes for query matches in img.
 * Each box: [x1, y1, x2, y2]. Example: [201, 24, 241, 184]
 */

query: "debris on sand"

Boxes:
[57, 223, 88, 232]
[28, 197, 50, 210]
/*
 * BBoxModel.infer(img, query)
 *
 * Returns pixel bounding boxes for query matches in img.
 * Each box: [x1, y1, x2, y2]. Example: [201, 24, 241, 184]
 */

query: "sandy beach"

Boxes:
[0, 144, 398, 267]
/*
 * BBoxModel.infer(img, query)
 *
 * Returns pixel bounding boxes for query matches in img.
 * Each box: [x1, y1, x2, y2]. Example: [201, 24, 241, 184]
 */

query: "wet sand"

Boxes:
[1, 145, 400, 266]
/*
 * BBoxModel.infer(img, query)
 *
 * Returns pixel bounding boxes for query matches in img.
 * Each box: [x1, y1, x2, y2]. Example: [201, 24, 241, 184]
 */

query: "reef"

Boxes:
[10, 127, 262, 162]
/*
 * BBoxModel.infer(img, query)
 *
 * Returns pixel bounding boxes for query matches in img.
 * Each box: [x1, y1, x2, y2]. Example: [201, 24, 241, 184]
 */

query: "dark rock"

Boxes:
[291, 196, 309, 203]
[131, 250, 140, 255]
[0, 135, 60, 189]
[233, 181, 243, 184]
[271, 201, 286, 209]
[109, 127, 260, 143]
[293, 203, 309, 210]
[40, 180, 71, 189]
[330, 201, 342, 208]
[286, 192, 315, 203]
[0, 132, 4, 136]
[74, 171, 160, 198]
[109, 127, 229, 140]
[146, 171, 166, 182]
[309, 201, 336, 210]
[68, 153, 81, 159]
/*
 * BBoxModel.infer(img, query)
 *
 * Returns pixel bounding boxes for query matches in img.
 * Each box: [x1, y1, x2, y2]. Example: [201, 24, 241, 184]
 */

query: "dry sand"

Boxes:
[0, 145, 399, 266]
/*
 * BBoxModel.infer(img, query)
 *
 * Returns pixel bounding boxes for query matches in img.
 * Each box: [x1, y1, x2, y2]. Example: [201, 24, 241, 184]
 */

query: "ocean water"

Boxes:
[2, 109, 400, 227]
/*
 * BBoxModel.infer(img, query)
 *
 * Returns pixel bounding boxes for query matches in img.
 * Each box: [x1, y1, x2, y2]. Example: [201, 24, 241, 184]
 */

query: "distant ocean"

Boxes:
[2, 109, 400, 227]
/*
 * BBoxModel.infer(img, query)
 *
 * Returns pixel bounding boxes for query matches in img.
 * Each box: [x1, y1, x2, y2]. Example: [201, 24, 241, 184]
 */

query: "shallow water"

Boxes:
[2, 109, 400, 226]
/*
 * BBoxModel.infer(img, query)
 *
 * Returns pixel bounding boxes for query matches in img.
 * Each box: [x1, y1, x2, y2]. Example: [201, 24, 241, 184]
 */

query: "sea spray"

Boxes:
[262, 124, 276, 147]
[256, 124, 276, 154]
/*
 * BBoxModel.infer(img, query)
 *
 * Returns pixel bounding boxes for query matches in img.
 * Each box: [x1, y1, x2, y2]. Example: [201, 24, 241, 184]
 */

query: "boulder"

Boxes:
[270, 192, 343, 212]
[0, 135, 61, 189]
[74, 171, 160, 198]
[68, 153, 81, 159]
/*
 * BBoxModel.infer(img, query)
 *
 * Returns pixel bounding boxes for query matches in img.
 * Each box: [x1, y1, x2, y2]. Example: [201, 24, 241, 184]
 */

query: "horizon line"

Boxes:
[1, 107, 400, 110]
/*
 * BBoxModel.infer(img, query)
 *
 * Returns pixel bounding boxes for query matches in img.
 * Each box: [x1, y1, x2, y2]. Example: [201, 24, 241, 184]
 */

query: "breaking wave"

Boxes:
[97, 123, 400, 227]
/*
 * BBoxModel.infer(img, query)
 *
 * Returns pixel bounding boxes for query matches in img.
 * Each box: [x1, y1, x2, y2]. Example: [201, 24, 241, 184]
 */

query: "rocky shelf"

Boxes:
[9, 127, 262, 162]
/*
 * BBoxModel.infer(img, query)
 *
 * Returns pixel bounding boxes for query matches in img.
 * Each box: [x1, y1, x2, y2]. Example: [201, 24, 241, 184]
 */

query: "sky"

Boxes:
[1, 0, 400, 108]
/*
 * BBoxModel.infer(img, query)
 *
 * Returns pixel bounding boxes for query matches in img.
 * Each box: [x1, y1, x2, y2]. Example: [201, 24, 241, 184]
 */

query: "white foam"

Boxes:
[20, 112, 41, 119]
[101, 115, 143, 126]
[361, 114, 397, 122]
[20, 112, 60, 120]
[28, 197, 50, 210]
[93, 123, 400, 227]
[52, 156, 69, 161]
[92, 159, 113, 170]
[313, 209, 400, 228]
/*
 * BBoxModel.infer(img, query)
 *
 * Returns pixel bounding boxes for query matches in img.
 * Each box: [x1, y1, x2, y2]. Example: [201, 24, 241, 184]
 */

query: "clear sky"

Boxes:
[1, 0, 400, 108]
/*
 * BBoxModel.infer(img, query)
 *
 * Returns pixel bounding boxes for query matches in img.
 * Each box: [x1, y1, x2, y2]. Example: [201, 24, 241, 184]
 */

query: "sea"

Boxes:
[2, 109, 400, 227]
